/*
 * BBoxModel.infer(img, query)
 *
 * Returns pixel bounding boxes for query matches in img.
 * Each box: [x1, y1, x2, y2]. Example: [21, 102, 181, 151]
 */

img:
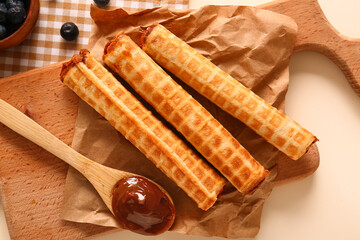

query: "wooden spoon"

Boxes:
[0, 98, 175, 235]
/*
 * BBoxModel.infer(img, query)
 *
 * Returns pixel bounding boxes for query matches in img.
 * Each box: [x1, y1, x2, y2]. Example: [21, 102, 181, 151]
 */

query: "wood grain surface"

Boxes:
[262, 0, 360, 97]
[0, 63, 111, 239]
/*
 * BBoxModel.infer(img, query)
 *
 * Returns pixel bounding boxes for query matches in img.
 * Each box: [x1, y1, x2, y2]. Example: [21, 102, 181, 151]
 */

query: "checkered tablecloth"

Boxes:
[0, 0, 188, 78]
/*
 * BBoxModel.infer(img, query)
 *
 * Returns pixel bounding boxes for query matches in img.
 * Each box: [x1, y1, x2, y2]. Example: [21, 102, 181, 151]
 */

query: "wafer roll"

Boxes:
[141, 24, 317, 160]
[103, 33, 269, 194]
[60, 50, 226, 210]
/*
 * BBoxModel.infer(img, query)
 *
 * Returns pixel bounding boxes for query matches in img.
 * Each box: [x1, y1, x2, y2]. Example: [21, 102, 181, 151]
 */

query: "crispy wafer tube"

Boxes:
[141, 24, 317, 160]
[103, 33, 269, 194]
[60, 50, 226, 211]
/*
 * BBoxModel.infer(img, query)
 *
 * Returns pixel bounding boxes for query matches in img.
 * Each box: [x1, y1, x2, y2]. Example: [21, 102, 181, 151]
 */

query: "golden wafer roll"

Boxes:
[103, 33, 269, 194]
[141, 24, 317, 160]
[60, 50, 226, 210]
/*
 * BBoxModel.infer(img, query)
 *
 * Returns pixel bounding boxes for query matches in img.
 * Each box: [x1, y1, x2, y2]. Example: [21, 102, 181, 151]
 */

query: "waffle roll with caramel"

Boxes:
[141, 24, 317, 160]
[60, 50, 226, 210]
[103, 33, 269, 194]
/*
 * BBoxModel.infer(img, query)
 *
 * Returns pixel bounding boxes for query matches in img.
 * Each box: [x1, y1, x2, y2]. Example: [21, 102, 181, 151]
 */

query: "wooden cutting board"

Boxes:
[0, 61, 319, 240]
[3, 0, 360, 239]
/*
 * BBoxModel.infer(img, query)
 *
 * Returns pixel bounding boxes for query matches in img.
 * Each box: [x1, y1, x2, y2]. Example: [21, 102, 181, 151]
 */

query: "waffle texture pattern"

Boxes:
[61, 50, 226, 210]
[141, 24, 317, 160]
[103, 33, 269, 194]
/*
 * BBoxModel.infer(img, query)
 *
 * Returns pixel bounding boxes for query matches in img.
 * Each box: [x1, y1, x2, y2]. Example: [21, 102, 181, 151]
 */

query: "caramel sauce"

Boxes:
[103, 32, 125, 58]
[60, 49, 89, 82]
[140, 23, 158, 48]
[112, 176, 175, 235]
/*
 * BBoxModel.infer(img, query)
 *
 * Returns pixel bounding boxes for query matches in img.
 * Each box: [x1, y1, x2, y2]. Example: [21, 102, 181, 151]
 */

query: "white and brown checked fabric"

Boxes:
[141, 24, 317, 160]
[60, 50, 226, 210]
[103, 33, 270, 194]
[0, 0, 188, 78]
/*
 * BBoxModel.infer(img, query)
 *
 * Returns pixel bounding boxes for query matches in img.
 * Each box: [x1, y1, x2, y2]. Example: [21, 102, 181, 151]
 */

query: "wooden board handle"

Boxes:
[261, 0, 360, 97]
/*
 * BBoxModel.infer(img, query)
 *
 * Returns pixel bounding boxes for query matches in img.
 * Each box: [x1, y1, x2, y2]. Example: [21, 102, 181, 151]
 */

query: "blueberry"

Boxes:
[6, 0, 24, 9]
[7, 6, 26, 24]
[0, 3, 7, 23]
[94, 0, 110, 7]
[0, 24, 6, 40]
[60, 22, 79, 41]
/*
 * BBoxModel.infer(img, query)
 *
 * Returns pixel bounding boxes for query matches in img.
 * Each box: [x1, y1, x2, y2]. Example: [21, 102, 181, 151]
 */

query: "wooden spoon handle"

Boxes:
[261, 0, 360, 97]
[0, 98, 88, 173]
[0, 98, 132, 213]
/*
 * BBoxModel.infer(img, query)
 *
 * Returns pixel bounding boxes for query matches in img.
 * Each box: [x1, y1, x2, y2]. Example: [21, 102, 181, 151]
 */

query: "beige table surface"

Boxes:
[1, 0, 360, 239]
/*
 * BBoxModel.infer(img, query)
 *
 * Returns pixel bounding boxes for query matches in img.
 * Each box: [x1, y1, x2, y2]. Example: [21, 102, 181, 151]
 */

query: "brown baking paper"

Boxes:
[60, 5, 297, 238]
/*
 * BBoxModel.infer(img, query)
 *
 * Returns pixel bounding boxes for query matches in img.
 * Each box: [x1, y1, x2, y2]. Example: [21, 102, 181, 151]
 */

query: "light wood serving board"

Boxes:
[3, 0, 359, 238]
